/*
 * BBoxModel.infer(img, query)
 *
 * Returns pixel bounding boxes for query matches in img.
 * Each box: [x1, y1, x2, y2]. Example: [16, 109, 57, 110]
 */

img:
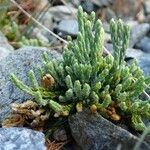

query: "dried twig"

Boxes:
[46, 140, 65, 150]
[143, 91, 150, 99]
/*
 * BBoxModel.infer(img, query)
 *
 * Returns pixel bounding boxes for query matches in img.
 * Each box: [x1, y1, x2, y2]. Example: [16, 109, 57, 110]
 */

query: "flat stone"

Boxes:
[126, 48, 144, 59]
[69, 110, 150, 150]
[0, 127, 46, 150]
[48, 5, 77, 21]
[91, 0, 113, 7]
[135, 37, 150, 53]
[129, 23, 150, 47]
[0, 47, 61, 123]
[57, 19, 78, 37]
[138, 54, 150, 77]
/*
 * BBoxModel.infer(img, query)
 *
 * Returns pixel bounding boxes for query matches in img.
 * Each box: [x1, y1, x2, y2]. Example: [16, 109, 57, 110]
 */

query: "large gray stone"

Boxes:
[129, 23, 150, 48]
[0, 47, 61, 123]
[0, 47, 12, 61]
[57, 19, 78, 37]
[0, 127, 46, 150]
[135, 37, 150, 53]
[0, 31, 14, 51]
[138, 54, 150, 77]
[0, 31, 14, 60]
[112, 0, 141, 19]
[144, 0, 150, 15]
[69, 110, 150, 150]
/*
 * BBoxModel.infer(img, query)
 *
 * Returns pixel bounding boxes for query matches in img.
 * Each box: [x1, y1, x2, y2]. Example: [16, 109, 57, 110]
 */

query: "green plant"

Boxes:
[17, 36, 47, 47]
[3, 20, 47, 48]
[0, 1, 47, 48]
[0, 0, 10, 28]
[11, 6, 150, 131]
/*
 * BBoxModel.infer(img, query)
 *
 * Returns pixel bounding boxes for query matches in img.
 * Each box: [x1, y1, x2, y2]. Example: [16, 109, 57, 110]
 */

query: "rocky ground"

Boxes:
[0, 0, 150, 150]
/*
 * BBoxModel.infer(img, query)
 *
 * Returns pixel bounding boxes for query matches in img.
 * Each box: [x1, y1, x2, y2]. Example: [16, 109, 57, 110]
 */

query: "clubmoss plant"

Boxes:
[0, 2, 47, 48]
[11, 6, 150, 131]
[3, 21, 47, 48]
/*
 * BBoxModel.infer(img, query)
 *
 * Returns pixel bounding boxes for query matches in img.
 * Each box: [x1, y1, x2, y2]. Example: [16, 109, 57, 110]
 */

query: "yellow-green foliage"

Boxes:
[11, 6, 150, 131]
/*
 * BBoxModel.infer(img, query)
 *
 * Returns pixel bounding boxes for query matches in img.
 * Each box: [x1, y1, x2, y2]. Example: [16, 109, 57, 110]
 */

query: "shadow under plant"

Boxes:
[4, 6, 150, 149]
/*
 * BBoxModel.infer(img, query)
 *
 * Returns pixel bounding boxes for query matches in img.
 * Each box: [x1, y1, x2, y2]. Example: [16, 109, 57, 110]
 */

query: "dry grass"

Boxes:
[46, 139, 65, 150]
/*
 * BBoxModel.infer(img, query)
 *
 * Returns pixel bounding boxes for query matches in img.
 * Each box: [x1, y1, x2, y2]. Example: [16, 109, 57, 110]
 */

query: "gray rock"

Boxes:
[144, 0, 150, 15]
[0, 31, 14, 51]
[138, 54, 150, 77]
[103, 8, 116, 22]
[135, 37, 150, 53]
[30, 28, 49, 43]
[129, 23, 150, 47]
[91, 0, 113, 7]
[0, 47, 12, 61]
[126, 48, 144, 59]
[0, 31, 14, 60]
[0, 127, 46, 150]
[81, 0, 95, 13]
[0, 47, 61, 123]
[69, 110, 150, 150]
[127, 20, 139, 28]
[53, 128, 68, 142]
[47, 5, 77, 21]
[112, 0, 141, 19]
[104, 43, 144, 59]
[57, 19, 78, 37]
[71, 0, 80, 6]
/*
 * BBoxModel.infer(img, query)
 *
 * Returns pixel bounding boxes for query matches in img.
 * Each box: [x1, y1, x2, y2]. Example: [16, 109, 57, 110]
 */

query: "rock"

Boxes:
[71, 0, 80, 6]
[135, 37, 150, 53]
[0, 47, 61, 123]
[0, 47, 12, 61]
[0, 31, 14, 60]
[138, 54, 150, 77]
[30, 28, 49, 43]
[0, 31, 14, 51]
[34, 0, 49, 11]
[103, 8, 116, 22]
[126, 48, 144, 59]
[91, 0, 113, 7]
[112, 0, 142, 19]
[56, 19, 78, 37]
[104, 43, 144, 59]
[144, 0, 150, 15]
[104, 43, 113, 53]
[81, 0, 95, 13]
[48, 5, 77, 21]
[104, 33, 111, 42]
[69, 110, 150, 150]
[53, 128, 68, 142]
[126, 20, 139, 28]
[0, 127, 46, 150]
[129, 23, 150, 47]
